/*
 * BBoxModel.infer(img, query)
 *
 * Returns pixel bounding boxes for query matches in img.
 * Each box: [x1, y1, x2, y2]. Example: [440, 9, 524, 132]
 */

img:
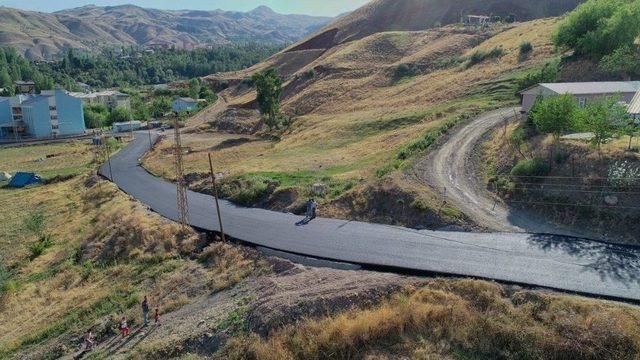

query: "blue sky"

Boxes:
[0, 0, 371, 16]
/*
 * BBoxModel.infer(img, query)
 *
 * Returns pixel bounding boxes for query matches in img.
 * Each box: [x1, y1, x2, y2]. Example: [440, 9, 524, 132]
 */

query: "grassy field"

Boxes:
[0, 141, 262, 358]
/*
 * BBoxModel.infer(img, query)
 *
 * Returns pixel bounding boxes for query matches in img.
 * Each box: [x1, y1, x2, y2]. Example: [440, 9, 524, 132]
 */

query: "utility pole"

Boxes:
[208, 153, 226, 242]
[173, 117, 189, 228]
[147, 122, 153, 150]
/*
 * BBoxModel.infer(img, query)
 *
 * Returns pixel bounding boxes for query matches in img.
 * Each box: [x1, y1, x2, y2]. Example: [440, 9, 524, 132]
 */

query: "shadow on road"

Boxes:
[528, 234, 640, 286]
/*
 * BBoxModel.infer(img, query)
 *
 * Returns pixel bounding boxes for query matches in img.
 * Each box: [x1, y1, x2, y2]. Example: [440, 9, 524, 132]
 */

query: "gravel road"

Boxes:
[414, 107, 587, 238]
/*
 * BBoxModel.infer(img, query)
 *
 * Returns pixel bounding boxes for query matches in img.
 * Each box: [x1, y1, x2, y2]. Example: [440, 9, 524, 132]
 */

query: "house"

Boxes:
[15, 80, 36, 94]
[112, 121, 141, 133]
[0, 90, 86, 140]
[520, 82, 640, 113]
[70, 90, 131, 111]
[172, 97, 199, 112]
[629, 90, 640, 120]
[464, 15, 491, 26]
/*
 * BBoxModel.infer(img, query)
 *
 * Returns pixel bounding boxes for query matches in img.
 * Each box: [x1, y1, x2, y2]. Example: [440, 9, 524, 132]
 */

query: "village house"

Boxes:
[172, 97, 199, 112]
[520, 81, 640, 113]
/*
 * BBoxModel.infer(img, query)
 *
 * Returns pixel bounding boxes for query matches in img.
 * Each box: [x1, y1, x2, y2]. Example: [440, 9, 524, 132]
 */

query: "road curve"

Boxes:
[100, 132, 640, 301]
[415, 107, 586, 237]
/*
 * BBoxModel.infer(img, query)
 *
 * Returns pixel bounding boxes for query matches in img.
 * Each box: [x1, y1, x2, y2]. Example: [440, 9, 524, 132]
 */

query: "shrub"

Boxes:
[463, 47, 504, 69]
[608, 160, 640, 188]
[518, 42, 533, 61]
[220, 175, 275, 206]
[510, 158, 550, 179]
[529, 94, 579, 139]
[393, 64, 419, 79]
[28, 234, 55, 260]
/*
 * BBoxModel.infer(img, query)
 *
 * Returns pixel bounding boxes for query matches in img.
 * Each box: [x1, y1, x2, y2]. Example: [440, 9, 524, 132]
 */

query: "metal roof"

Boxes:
[629, 90, 640, 115]
[538, 81, 640, 95]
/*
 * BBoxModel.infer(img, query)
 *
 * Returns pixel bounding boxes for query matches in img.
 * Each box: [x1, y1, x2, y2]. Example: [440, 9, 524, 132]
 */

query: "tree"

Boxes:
[252, 69, 283, 130]
[188, 78, 201, 100]
[107, 107, 133, 126]
[600, 45, 640, 79]
[579, 97, 629, 151]
[0, 68, 13, 95]
[84, 104, 108, 129]
[151, 97, 172, 118]
[529, 94, 578, 140]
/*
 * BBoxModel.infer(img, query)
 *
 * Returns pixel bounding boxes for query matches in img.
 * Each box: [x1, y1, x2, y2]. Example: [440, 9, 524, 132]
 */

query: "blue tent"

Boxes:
[8, 172, 42, 188]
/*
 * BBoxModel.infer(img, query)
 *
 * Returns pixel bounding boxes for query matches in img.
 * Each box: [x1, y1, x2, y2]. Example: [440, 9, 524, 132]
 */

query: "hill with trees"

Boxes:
[0, 5, 331, 60]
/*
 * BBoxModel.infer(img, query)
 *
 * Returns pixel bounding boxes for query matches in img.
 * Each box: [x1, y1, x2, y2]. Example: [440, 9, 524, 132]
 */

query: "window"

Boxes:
[49, 106, 57, 111]
[578, 97, 586, 108]
[52, 124, 59, 130]
[51, 115, 58, 120]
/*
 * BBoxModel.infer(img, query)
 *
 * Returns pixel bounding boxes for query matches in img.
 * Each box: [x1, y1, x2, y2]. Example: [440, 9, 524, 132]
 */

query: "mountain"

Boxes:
[289, 0, 584, 52]
[0, 4, 332, 60]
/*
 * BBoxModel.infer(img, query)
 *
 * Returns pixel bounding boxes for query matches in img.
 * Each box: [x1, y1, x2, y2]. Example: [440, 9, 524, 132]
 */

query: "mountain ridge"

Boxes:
[0, 4, 332, 60]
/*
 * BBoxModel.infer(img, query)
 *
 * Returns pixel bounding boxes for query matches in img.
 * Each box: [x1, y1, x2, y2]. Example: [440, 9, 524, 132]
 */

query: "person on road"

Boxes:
[119, 317, 130, 338]
[141, 296, 150, 327]
[296, 199, 318, 226]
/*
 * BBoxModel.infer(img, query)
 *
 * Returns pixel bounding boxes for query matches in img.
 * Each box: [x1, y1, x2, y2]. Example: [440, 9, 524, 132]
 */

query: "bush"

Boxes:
[463, 47, 504, 69]
[608, 160, 640, 188]
[393, 64, 419, 79]
[28, 234, 54, 260]
[510, 158, 550, 178]
[518, 42, 533, 61]
[221, 175, 275, 207]
[529, 94, 579, 139]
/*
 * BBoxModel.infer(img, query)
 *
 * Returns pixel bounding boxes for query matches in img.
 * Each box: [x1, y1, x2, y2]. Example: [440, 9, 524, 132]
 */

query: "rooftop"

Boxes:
[529, 81, 640, 95]
[69, 90, 129, 99]
[176, 97, 197, 103]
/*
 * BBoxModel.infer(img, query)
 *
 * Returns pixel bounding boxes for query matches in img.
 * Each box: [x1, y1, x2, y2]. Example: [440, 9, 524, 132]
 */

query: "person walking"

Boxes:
[310, 198, 318, 220]
[141, 296, 150, 327]
[83, 328, 95, 350]
[154, 308, 161, 326]
[119, 317, 130, 338]
[296, 199, 316, 226]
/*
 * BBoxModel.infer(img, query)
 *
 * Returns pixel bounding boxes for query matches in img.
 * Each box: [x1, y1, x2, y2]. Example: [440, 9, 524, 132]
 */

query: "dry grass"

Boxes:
[219, 279, 640, 360]
[0, 141, 94, 179]
[0, 143, 262, 357]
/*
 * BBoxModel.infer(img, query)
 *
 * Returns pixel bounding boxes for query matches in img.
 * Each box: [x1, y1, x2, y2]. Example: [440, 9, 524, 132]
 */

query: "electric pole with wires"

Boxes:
[173, 116, 189, 228]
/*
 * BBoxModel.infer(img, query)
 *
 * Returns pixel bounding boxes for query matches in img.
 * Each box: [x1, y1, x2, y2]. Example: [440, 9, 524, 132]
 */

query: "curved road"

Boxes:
[415, 107, 586, 237]
[100, 131, 640, 301]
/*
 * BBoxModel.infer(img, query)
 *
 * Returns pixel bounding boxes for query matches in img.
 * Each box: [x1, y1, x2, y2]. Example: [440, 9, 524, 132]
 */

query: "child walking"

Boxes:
[119, 317, 130, 338]
[154, 308, 161, 326]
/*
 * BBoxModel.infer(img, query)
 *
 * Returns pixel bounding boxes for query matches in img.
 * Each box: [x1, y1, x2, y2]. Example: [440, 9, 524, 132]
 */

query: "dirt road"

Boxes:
[414, 107, 587, 237]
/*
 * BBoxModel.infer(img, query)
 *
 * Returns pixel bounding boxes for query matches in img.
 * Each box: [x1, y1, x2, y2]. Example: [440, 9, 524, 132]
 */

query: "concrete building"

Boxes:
[520, 82, 640, 113]
[0, 90, 85, 139]
[172, 97, 199, 112]
[70, 90, 131, 111]
[464, 15, 491, 26]
[112, 121, 141, 133]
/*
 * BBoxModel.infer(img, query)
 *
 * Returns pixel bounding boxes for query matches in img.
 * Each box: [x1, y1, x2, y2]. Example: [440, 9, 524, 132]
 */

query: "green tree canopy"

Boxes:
[151, 97, 172, 118]
[529, 94, 579, 139]
[84, 104, 108, 129]
[579, 97, 630, 150]
[188, 78, 201, 100]
[252, 69, 283, 130]
[107, 107, 133, 126]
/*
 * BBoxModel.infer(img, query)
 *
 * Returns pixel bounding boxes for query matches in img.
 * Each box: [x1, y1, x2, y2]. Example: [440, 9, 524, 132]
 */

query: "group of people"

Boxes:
[83, 296, 161, 351]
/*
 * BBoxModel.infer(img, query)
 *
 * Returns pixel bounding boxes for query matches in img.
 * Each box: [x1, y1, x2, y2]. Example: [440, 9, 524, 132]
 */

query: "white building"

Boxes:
[112, 121, 141, 133]
[70, 90, 131, 111]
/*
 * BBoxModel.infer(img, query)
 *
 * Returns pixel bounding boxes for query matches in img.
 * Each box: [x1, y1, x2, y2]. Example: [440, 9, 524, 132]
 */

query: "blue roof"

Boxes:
[8, 172, 42, 188]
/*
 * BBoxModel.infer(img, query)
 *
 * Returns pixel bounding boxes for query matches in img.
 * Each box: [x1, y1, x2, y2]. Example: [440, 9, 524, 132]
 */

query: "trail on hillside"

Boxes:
[412, 107, 589, 238]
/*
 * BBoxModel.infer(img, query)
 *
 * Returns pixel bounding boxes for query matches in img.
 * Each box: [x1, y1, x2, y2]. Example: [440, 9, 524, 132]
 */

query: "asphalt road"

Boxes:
[100, 132, 640, 301]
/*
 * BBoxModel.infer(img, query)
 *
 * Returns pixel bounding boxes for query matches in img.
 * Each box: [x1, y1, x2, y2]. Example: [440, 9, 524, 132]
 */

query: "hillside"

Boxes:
[144, 0, 581, 230]
[0, 5, 331, 60]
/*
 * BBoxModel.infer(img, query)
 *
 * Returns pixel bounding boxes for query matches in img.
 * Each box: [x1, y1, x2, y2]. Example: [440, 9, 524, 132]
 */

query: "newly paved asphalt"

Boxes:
[100, 132, 640, 301]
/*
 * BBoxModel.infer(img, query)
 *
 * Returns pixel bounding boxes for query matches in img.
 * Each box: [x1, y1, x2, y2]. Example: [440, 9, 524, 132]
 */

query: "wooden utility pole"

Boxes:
[208, 153, 226, 242]
[173, 117, 189, 228]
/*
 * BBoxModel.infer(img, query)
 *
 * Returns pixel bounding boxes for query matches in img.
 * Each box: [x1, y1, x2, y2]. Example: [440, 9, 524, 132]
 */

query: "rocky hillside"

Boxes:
[0, 5, 332, 60]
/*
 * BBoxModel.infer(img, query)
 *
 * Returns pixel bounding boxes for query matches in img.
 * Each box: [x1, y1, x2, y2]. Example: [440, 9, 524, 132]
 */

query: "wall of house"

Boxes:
[55, 91, 85, 136]
[172, 100, 197, 112]
[22, 98, 52, 138]
[521, 87, 638, 112]
[0, 99, 11, 126]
